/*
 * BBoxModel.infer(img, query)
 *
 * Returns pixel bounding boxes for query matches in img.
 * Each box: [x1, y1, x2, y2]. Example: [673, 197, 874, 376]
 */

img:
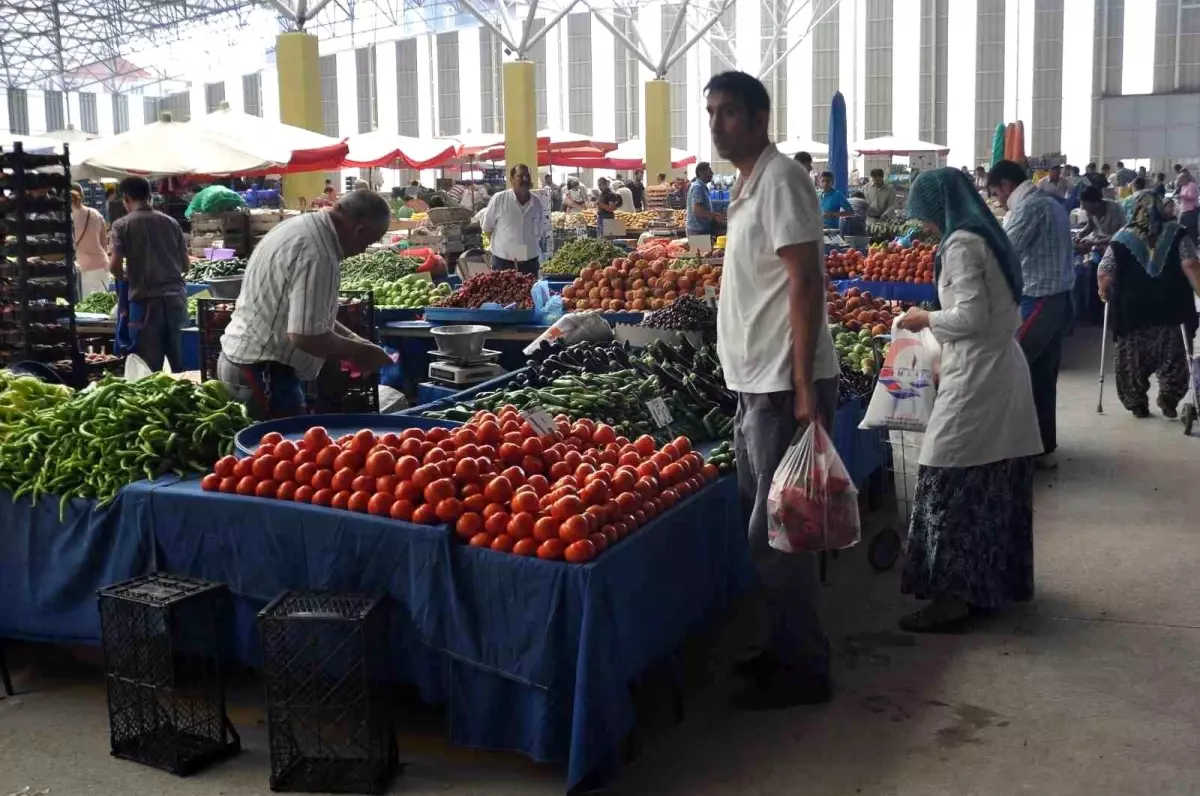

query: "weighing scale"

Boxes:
[427, 348, 506, 386]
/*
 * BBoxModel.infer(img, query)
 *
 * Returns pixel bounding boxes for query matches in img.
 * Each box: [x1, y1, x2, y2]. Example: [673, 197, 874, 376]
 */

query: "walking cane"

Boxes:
[1097, 301, 1110, 414]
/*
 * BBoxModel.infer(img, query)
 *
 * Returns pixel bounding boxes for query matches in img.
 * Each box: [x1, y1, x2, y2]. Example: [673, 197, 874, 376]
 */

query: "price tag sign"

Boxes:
[521, 406, 558, 437]
[688, 234, 714, 255]
[704, 285, 717, 308]
[646, 397, 674, 428]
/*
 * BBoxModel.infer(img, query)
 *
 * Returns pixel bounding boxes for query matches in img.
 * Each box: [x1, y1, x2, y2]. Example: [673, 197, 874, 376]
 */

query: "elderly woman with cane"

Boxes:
[1098, 191, 1200, 418]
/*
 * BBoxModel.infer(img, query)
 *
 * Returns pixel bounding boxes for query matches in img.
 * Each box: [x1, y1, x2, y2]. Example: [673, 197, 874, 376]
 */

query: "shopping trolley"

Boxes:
[1182, 324, 1199, 437]
[867, 429, 923, 571]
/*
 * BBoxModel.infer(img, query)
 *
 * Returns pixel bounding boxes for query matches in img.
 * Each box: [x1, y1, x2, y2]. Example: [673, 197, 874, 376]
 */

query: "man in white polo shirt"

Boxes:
[708, 71, 840, 710]
[483, 164, 545, 276]
[218, 191, 393, 419]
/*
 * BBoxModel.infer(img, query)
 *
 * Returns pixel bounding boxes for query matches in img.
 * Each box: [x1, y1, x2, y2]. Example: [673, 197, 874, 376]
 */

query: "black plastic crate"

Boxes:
[98, 574, 241, 776]
[258, 591, 396, 794]
[197, 298, 236, 381]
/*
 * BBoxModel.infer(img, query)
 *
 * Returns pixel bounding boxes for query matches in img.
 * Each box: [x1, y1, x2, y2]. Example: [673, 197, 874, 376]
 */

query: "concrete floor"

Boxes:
[3, 325, 1200, 796]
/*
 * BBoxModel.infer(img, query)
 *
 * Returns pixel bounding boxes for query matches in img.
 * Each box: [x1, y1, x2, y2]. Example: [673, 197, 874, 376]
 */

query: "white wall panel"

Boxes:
[97, 90, 113, 137]
[1015, 0, 1034, 129]
[225, 77, 245, 118]
[27, 90, 47, 135]
[947, 0, 978, 165]
[459, 26, 482, 134]
[593, 15, 617, 145]
[893, 0, 922, 143]
[1102, 92, 1200, 160]
[545, 25, 565, 130]
[789, 0, 813, 147]
[261, 65, 280, 124]
[1122, 0, 1155, 94]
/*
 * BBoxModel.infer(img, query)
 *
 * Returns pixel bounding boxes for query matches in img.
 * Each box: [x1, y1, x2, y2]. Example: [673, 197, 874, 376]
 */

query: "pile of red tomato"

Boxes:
[200, 407, 718, 563]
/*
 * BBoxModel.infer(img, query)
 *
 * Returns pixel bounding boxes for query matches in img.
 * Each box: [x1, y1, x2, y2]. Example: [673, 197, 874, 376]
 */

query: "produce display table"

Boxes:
[117, 474, 750, 792]
[831, 279, 937, 304]
[415, 381, 461, 405]
[75, 320, 202, 372]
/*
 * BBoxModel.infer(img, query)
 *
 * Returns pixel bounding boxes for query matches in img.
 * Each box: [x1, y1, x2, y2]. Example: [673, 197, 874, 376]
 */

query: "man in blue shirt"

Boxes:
[989, 159, 1075, 469]
[686, 162, 722, 235]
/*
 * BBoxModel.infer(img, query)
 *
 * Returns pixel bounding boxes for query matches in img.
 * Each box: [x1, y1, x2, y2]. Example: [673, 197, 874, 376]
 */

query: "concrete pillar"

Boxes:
[645, 79, 671, 179]
[275, 33, 325, 209]
[504, 61, 537, 175]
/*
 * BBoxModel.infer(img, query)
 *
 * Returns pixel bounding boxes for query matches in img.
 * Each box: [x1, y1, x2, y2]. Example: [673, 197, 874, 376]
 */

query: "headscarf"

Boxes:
[906, 167, 1024, 303]
[1111, 190, 1180, 277]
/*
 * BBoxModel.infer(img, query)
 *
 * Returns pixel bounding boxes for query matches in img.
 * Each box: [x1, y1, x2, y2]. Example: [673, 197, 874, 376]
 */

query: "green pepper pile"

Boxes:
[75, 292, 119, 315]
[340, 250, 423, 284]
[0, 374, 250, 518]
[0, 372, 73, 422]
[542, 238, 626, 276]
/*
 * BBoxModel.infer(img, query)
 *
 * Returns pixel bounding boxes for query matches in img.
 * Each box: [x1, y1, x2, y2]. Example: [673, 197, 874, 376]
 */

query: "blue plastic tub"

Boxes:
[423, 307, 539, 325]
[235, 412, 460, 457]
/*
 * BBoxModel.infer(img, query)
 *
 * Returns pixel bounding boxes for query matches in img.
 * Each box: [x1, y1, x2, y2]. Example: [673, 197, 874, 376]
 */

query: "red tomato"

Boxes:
[633, 435, 656, 456]
[255, 479, 279, 498]
[513, 538, 539, 556]
[483, 476, 514, 504]
[510, 491, 540, 515]
[426, 426, 451, 444]
[484, 511, 512, 536]
[251, 455, 279, 480]
[423, 478, 456, 506]
[201, 473, 221, 491]
[364, 450, 396, 478]
[455, 512, 483, 539]
[213, 456, 236, 478]
[411, 465, 437, 492]
[302, 426, 330, 452]
[491, 534, 516, 553]
[462, 493, 489, 513]
[261, 432, 284, 446]
[701, 463, 719, 482]
[330, 491, 351, 510]
[398, 438, 422, 458]
[273, 460, 297, 483]
[435, 497, 463, 523]
[412, 504, 439, 525]
[551, 494, 583, 521]
[393, 455, 420, 480]
[233, 457, 254, 479]
[374, 475, 399, 495]
[565, 539, 597, 563]
[311, 488, 335, 506]
[331, 467, 356, 494]
[294, 463, 318, 486]
[672, 436, 692, 455]
[314, 446, 339, 470]
[294, 485, 316, 503]
[537, 539, 566, 560]
[379, 432, 402, 448]
[351, 474, 376, 494]
[367, 492, 394, 516]
[507, 512, 535, 540]
[558, 515, 590, 544]
[292, 449, 313, 465]
[390, 499, 416, 522]
[276, 481, 299, 501]
[219, 476, 238, 494]
[311, 469, 335, 491]
[454, 457, 480, 484]
[273, 440, 298, 460]
[469, 532, 495, 548]
[349, 429, 377, 456]
[348, 491, 371, 513]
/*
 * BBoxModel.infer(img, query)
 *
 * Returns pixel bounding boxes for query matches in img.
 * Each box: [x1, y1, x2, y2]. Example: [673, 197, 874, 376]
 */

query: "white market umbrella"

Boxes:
[342, 131, 459, 169]
[472, 129, 617, 163]
[42, 125, 97, 145]
[776, 137, 829, 157]
[851, 136, 949, 155]
[0, 133, 60, 153]
[192, 103, 348, 173]
[72, 113, 292, 177]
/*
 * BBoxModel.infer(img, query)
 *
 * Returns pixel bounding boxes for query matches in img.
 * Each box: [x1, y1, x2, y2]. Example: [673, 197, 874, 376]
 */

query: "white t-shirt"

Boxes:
[221, 212, 343, 381]
[482, 189, 545, 262]
[717, 144, 839, 393]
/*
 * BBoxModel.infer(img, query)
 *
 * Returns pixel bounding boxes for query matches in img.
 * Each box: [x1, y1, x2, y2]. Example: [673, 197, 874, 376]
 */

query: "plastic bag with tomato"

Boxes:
[766, 422, 861, 554]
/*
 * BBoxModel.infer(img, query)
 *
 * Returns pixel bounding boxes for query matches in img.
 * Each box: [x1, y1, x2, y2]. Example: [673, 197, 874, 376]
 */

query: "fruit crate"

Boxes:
[0, 143, 85, 386]
[196, 298, 237, 382]
[258, 591, 396, 794]
[98, 574, 241, 776]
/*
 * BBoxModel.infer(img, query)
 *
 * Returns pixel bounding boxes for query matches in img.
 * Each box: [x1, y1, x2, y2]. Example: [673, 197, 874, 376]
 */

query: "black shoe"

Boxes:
[730, 651, 784, 683]
[1132, 406, 1151, 418]
[729, 672, 831, 711]
[1158, 399, 1178, 419]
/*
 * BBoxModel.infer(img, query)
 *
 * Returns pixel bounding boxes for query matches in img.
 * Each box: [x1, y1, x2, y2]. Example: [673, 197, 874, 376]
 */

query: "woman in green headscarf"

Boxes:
[892, 168, 1043, 633]
[1098, 190, 1200, 418]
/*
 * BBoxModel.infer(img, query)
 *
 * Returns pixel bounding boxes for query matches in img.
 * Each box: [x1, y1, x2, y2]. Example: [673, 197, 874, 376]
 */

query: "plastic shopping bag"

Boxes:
[767, 422, 861, 554]
[859, 315, 940, 432]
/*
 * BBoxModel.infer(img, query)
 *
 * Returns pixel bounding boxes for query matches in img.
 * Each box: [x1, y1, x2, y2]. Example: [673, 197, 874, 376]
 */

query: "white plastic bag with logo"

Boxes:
[859, 315, 940, 432]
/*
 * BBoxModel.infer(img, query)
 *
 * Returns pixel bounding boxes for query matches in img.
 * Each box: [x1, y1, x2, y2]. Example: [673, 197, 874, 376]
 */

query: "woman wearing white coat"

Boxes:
[893, 168, 1043, 633]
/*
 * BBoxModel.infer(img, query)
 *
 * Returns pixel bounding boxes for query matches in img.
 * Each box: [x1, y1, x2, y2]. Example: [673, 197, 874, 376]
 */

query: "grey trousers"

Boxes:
[733, 378, 839, 677]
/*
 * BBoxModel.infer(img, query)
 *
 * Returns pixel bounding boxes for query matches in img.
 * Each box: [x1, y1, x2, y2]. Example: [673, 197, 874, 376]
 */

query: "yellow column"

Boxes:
[276, 32, 325, 210]
[644, 79, 672, 180]
[503, 61, 537, 175]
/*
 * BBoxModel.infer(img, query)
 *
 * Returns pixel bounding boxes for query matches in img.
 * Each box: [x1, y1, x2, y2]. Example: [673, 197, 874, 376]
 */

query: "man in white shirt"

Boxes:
[482, 164, 545, 276]
[707, 70, 840, 711]
[1036, 165, 1069, 199]
[218, 191, 393, 419]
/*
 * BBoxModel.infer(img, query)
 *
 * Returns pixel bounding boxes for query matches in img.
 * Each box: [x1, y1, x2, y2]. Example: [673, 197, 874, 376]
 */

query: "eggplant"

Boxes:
[651, 363, 687, 392]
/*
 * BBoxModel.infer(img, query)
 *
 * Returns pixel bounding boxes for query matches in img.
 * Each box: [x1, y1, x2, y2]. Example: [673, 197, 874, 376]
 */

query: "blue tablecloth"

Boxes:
[415, 381, 461, 406]
[832, 279, 937, 303]
[0, 488, 157, 643]
[110, 474, 750, 791]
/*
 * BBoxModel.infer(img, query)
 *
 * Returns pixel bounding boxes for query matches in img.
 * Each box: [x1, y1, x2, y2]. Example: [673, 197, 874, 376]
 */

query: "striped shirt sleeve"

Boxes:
[286, 233, 338, 337]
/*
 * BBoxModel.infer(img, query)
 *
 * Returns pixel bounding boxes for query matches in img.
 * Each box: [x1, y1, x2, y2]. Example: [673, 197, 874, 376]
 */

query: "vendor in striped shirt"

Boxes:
[218, 191, 393, 420]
